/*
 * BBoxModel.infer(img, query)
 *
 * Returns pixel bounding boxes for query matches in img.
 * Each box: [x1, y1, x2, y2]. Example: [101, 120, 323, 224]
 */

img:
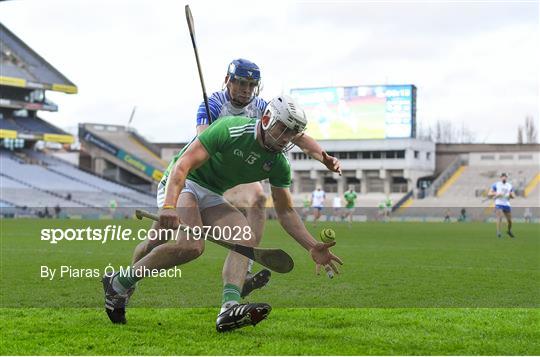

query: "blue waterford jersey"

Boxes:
[196, 90, 267, 125]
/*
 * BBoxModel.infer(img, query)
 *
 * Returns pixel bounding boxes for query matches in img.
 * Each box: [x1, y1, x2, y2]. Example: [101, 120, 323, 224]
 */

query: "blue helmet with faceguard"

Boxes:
[227, 58, 261, 81]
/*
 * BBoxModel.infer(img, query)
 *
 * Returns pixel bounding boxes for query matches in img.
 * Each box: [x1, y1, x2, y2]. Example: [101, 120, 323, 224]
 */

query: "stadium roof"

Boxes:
[0, 22, 77, 94]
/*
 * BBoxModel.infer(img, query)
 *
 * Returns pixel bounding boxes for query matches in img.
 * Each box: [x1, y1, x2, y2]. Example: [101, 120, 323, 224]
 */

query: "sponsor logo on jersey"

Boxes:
[262, 160, 274, 172]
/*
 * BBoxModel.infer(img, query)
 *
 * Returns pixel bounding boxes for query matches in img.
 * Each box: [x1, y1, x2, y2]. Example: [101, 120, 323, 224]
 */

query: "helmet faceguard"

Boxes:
[260, 95, 307, 153]
[224, 59, 262, 107]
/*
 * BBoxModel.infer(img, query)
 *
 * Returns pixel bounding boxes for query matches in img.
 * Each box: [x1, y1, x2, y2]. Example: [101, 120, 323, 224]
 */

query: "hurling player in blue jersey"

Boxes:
[487, 172, 516, 238]
[196, 59, 342, 298]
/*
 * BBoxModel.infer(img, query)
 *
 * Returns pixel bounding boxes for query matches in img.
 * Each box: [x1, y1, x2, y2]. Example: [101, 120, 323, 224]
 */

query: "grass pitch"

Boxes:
[1, 219, 539, 355]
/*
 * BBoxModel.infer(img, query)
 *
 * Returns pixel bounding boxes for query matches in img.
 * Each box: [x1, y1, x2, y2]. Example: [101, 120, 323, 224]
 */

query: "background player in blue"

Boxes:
[196, 59, 342, 296]
[487, 173, 516, 238]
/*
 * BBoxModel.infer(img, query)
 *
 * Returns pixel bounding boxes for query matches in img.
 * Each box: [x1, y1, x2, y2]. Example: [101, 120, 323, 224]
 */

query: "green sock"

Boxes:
[222, 283, 241, 305]
[114, 267, 143, 293]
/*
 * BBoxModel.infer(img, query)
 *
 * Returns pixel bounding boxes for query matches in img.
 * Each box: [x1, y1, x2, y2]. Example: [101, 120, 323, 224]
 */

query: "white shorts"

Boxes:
[156, 179, 227, 210]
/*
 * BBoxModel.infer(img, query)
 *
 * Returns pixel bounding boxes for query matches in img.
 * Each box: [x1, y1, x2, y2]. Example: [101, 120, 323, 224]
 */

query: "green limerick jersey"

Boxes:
[344, 191, 357, 208]
[163, 116, 291, 195]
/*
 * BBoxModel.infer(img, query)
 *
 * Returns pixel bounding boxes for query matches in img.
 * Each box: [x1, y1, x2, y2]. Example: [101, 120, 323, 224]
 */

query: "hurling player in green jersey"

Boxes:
[343, 185, 358, 228]
[102, 95, 343, 332]
[195, 60, 342, 299]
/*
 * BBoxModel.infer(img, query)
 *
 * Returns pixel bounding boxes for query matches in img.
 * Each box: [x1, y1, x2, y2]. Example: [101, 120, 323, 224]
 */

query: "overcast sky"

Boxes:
[1, 0, 538, 143]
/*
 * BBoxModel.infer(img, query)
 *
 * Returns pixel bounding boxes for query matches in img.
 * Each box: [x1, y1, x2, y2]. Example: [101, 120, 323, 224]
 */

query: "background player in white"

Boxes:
[311, 186, 326, 227]
[487, 173, 516, 238]
[523, 207, 532, 223]
[332, 195, 342, 222]
[195, 59, 341, 295]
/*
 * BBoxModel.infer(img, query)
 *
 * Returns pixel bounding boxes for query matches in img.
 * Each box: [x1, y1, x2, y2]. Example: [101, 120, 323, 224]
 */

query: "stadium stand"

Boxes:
[1, 175, 84, 207]
[1, 22, 158, 217]
[0, 118, 21, 131]
[79, 124, 166, 192]
[0, 199, 15, 207]
[8, 115, 66, 134]
[402, 166, 540, 221]
[0, 22, 77, 94]
[1, 22, 76, 158]
[83, 124, 167, 170]
[524, 175, 540, 200]
[410, 165, 538, 206]
[0, 150, 154, 212]
[29, 150, 155, 205]
[389, 147, 540, 221]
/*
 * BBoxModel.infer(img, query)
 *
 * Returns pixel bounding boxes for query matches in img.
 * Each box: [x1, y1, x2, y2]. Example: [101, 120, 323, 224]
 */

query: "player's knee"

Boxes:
[251, 191, 267, 209]
[185, 242, 204, 260]
[141, 237, 161, 255]
[173, 241, 204, 262]
[139, 241, 152, 256]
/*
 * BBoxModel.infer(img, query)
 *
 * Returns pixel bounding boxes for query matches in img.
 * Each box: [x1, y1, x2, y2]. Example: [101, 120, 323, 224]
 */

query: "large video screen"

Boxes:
[290, 85, 416, 140]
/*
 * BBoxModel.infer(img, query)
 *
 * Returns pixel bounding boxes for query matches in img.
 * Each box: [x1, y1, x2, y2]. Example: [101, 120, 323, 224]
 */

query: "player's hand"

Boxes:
[322, 152, 342, 176]
[159, 207, 180, 229]
[310, 241, 343, 275]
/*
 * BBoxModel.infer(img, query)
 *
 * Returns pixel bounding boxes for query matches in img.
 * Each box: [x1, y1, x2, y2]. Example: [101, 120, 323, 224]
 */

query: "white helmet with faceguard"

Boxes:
[261, 95, 307, 152]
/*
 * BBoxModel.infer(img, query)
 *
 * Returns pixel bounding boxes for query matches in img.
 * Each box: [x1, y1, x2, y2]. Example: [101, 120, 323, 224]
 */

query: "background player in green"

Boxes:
[344, 185, 358, 228]
[378, 200, 386, 221]
[384, 196, 393, 222]
[102, 95, 343, 332]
